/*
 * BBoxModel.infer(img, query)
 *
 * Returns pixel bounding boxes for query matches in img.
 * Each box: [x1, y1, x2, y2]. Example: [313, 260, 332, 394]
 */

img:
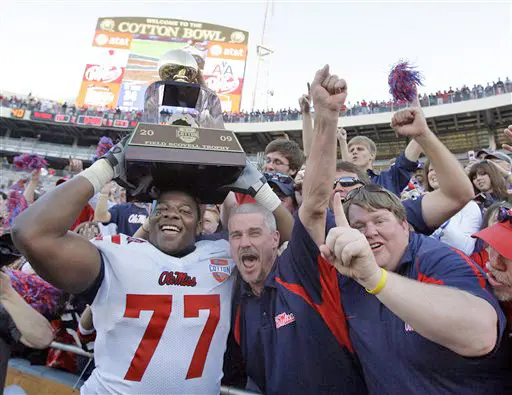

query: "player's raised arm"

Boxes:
[391, 108, 474, 228]
[300, 83, 314, 158]
[11, 139, 132, 294]
[299, 65, 347, 246]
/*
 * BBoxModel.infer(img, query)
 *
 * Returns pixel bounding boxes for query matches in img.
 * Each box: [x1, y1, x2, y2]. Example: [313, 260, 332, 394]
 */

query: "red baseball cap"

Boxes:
[473, 221, 512, 260]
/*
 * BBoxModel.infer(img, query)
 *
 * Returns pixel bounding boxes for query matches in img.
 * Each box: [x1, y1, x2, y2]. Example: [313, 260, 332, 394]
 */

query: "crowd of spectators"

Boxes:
[0, 93, 144, 123]
[224, 77, 512, 122]
[2, 77, 511, 126]
[1, 68, 512, 394]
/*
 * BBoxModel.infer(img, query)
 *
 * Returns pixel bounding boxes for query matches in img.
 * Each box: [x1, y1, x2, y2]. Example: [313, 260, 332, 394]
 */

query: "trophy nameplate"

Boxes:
[124, 123, 246, 203]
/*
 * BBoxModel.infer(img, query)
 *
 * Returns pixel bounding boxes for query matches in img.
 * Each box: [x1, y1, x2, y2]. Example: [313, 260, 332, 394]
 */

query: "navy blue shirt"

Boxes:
[234, 216, 367, 394]
[402, 195, 435, 235]
[340, 232, 507, 395]
[369, 152, 418, 197]
[107, 203, 148, 236]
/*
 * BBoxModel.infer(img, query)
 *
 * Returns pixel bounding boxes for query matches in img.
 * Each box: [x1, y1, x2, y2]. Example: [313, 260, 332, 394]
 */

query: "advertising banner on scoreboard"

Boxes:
[76, 17, 249, 113]
[30, 111, 54, 121]
[10, 108, 25, 119]
[82, 64, 125, 84]
[76, 82, 122, 109]
[54, 114, 71, 123]
[88, 47, 131, 66]
[76, 115, 104, 127]
[203, 41, 246, 113]
[92, 30, 133, 50]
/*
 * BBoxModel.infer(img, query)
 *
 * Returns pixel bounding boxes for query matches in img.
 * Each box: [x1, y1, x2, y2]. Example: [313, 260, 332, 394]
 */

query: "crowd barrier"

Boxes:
[4, 342, 258, 394]
[2, 83, 510, 128]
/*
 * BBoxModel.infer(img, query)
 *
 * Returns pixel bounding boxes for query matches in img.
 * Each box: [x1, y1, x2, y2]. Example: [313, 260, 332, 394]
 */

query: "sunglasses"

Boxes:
[264, 172, 294, 184]
[344, 183, 394, 203]
[333, 177, 365, 189]
[496, 207, 512, 223]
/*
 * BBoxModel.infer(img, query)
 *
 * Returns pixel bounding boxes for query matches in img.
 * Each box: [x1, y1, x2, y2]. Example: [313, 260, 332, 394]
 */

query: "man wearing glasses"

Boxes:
[262, 139, 305, 177]
[232, 139, 305, 207]
[222, 139, 305, 226]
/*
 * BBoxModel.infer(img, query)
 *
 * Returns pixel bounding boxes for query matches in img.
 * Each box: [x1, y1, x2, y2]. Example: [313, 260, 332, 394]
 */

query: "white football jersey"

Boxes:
[80, 234, 236, 395]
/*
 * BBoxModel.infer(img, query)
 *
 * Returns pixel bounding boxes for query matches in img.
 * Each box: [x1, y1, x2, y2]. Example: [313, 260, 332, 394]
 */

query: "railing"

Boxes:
[14, 342, 258, 394]
[0, 136, 96, 161]
[222, 84, 512, 123]
[2, 82, 511, 126]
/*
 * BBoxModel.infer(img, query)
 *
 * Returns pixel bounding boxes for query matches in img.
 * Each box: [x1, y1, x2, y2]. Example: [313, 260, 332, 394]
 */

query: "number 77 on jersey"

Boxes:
[123, 293, 220, 381]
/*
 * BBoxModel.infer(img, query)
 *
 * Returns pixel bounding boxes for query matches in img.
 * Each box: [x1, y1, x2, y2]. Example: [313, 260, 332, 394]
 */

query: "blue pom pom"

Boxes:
[388, 61, 424, 102]
[95, 136, 114, 160]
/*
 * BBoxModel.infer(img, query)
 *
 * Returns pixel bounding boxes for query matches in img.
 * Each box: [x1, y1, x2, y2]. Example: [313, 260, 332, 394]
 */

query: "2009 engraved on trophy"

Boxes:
[129, 123, 244, 153]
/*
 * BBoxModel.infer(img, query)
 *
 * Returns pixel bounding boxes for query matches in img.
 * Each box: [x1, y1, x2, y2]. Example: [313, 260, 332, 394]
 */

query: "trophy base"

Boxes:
[125, 146, 246, 203]
[124, 122, 247, 203]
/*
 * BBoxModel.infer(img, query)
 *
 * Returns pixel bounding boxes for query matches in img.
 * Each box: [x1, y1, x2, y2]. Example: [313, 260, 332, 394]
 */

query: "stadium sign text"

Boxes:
[118, 22, 227, 42]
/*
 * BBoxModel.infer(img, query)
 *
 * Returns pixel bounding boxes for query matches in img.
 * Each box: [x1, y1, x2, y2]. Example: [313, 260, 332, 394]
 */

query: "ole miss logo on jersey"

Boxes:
[209, 259, 232, 283]
[158, 271, 197, 287]
[275, 312, 296, 329]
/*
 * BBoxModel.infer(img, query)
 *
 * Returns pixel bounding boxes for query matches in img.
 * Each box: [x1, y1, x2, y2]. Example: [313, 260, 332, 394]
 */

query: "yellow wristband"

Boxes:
[365, 268, 388, 295]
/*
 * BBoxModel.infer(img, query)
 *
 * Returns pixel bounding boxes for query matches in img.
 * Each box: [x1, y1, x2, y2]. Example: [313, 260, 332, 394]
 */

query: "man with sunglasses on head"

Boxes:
[319, 107, 509, 394]
[332, 161, 370, 204]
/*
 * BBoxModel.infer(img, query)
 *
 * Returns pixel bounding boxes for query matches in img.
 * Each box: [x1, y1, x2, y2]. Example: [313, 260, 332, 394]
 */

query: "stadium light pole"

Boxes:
[251, 0, 275, 111]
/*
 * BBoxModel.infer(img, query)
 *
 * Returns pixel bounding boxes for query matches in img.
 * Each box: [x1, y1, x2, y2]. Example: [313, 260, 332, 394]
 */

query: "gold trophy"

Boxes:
[158, 49, 199, 83]
[123, 48, 246, 203]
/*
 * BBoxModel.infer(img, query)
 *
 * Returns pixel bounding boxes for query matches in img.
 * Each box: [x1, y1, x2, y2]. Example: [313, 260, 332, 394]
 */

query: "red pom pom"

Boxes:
[2, 190, 28, 229]
[388, 61, 424, 103]
[13, 153, 48, 171]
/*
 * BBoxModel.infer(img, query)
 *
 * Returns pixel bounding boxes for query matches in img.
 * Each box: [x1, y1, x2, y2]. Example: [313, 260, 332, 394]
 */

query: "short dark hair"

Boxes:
[336, 160, 370, 184]
[157, 189, 202, 221]
[264, 139, 305, 173]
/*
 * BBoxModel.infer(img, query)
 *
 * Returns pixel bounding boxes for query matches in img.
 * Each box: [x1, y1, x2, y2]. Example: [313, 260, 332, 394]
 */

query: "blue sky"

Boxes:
[0, 1, 510, 111]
